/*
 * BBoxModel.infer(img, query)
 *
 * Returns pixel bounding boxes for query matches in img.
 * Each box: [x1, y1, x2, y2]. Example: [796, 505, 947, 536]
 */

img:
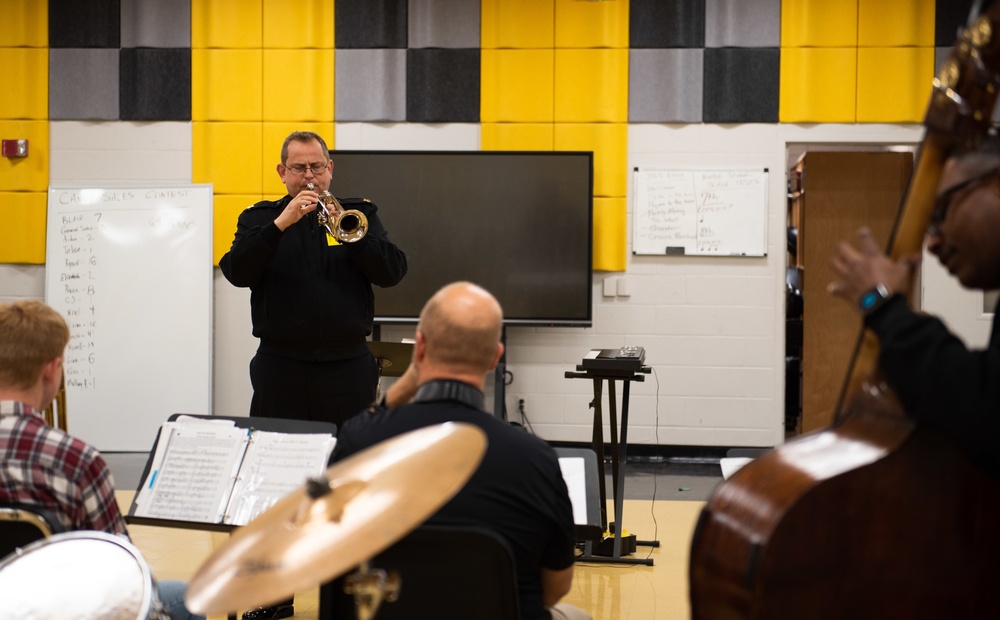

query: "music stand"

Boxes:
[367, 341, 414, 378]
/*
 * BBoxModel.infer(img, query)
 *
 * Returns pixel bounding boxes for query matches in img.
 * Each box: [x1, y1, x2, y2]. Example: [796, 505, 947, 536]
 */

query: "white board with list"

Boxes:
[632, 169, 768, 256]
[44, 185, 213, 451]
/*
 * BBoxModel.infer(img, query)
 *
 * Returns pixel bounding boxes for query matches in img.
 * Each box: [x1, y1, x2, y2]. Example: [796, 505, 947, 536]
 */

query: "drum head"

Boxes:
[0, 531, 154, 620]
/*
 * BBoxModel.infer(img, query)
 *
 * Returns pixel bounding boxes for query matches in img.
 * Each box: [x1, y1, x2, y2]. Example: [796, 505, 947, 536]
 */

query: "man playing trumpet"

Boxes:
[221, 131, 407, 433]
[220, 131, 407, 619]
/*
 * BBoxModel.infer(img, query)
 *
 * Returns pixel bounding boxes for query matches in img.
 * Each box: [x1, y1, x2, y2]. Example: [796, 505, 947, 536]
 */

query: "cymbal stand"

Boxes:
[345, 562, 401, 620]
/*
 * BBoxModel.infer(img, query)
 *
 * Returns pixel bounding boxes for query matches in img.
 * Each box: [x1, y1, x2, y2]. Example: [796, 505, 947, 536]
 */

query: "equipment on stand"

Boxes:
[184, 422, 487, 620]
[566, 348, 659, 566]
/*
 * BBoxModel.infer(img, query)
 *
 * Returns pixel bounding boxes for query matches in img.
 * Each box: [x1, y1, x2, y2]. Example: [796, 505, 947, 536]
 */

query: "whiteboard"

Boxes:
[632, 169, 768, 256]
[45, 186, 213, 451]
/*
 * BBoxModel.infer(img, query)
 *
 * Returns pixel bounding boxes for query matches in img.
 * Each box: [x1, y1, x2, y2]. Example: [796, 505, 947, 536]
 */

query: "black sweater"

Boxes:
[219, 195, 407, 361]
[868, 295, 1000, 475]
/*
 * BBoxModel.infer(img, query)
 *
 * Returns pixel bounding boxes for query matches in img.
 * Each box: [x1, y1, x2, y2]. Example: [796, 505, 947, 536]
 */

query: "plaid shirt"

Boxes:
[0, 400, 128, 536]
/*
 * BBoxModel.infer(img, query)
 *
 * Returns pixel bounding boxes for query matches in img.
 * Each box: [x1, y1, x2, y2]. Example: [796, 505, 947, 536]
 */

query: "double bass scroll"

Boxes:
[689, 4, 1000, 618]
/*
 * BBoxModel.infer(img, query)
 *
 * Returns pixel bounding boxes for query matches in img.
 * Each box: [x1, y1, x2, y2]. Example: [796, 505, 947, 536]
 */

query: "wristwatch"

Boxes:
[859, 283, 892, 317]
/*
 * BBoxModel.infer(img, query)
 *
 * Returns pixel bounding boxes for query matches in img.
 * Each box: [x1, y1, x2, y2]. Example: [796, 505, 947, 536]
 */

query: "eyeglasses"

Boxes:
[929, 167, 999, 234]
[284, 162, 329, 175]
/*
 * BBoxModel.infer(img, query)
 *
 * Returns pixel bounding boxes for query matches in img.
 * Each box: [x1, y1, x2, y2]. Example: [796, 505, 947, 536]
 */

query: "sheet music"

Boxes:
[224, 431, 337, 526]
[559, 457, 588, 526]
[133, 423, 249, 522]
[720, 457, 753, 480]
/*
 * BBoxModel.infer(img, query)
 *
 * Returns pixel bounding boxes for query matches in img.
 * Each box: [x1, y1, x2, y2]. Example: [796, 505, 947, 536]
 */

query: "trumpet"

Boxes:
[307, 183, 369, 243]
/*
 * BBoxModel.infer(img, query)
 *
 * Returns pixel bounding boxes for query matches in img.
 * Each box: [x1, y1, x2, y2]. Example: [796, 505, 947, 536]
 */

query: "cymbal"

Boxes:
[185, 421, 487, 615]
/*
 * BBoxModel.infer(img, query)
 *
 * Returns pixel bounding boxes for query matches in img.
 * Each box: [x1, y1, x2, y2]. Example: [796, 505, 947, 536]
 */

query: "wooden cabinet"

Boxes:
[788, 151, 913, 433]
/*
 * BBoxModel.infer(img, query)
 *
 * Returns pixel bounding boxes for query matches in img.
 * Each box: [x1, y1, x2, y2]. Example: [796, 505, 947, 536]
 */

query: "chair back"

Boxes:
[0, 506, 64, 560]
[320, 525, 520, 620]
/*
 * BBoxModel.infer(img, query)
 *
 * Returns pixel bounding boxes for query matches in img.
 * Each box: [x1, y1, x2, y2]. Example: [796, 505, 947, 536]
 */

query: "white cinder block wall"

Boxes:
[12, 119, 987, 451]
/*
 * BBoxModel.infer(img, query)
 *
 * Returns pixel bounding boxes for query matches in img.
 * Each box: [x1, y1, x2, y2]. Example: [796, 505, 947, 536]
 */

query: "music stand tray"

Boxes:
[368, 341, 414, 378]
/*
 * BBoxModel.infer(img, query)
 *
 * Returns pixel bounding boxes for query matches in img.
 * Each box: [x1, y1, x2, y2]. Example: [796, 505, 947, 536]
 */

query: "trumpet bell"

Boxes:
[335, 209, 368, 243]
[314, 189, 368, 244]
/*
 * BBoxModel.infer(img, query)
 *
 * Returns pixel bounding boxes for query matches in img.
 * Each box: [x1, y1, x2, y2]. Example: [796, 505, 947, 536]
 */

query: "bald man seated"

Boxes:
[327, 282, 590, 620]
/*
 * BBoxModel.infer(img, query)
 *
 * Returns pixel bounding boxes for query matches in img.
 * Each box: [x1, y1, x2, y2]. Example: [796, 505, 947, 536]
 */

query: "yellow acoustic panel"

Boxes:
[192, 0, 262, 48]
[858, 0, 934, 47]
[481, 0, 554, 49]
[263, 0, 334, 49]
[781, 0, 857, 47]
[481, 123, 554, 150]
[192, 49, 263, 121]
[554, 123, 626, 198]
[554, 0, 629, 48]
[0, 120, 47, 192]
[213, 193, 263, 265]
[0, 0, 47, 47]
[554, 49, 628, 123]
[0, 192, 46, 264]
[592, 196, 626, 272]
[262, 50, 334, 121]
[263, 122, 334, 196]
[0, 49, 47, 120]
[193, 122, 263, 195]
[780, 47, 856, 123]
[857, 47, 934, 123]
[481, 50, 554, 123]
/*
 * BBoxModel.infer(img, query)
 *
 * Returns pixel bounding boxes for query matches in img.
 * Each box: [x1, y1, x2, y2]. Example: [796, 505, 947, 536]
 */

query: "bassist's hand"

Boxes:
[827, 227, 920, 310]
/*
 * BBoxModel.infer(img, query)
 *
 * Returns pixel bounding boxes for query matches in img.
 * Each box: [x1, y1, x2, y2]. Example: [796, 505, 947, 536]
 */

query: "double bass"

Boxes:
[689, 4, 1000, 618]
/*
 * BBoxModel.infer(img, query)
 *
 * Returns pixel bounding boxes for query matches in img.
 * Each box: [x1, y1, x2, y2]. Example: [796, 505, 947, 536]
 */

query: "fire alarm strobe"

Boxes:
[2, 140, 28, 158]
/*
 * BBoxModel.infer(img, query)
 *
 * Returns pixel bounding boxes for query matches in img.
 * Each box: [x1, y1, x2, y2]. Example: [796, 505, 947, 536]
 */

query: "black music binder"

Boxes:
[126, 414, 336, 532]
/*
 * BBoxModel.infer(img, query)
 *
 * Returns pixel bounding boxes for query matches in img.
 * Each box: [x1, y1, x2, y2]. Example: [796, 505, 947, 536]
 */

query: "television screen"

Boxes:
[328, 150, 594, 326]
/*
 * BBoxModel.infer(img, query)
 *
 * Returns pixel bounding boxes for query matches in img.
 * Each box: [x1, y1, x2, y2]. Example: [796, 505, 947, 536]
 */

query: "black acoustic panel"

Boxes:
[406, 49, 480, 123]
[335, 0, 408, 48]
[702, 47, 779, 123]
[629, 0, 705, 48]
[49, 0, 121, 48]
[935, 0, 977, 47]
[120, 48, 191, 121]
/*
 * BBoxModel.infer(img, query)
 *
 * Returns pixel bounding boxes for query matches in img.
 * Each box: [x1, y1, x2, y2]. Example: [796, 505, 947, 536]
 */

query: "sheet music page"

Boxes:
[133, 423, 249, 523]
[559, 457, 587, 526]
[720, 457, 753, 480]
[224, 431, 337, 526]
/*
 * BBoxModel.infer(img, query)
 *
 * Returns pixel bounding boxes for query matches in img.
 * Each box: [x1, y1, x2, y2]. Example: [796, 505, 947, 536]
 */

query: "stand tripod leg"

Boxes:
[591, 378, 608, 530]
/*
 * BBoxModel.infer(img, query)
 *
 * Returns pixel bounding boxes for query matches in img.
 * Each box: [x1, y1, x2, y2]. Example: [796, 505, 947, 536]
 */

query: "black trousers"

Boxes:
[249, 350, 378, 430]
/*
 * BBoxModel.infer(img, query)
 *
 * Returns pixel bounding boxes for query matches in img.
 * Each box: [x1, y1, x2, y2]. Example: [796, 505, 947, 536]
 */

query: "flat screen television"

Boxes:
[328, 150, 594, 326]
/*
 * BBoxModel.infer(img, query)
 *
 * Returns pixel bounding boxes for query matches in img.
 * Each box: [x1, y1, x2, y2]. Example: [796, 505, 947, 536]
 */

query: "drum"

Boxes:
[0, 531, 167, 619]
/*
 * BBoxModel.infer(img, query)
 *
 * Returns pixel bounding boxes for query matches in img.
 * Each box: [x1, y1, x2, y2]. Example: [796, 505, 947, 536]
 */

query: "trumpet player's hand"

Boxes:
[274, 187, 321, 231]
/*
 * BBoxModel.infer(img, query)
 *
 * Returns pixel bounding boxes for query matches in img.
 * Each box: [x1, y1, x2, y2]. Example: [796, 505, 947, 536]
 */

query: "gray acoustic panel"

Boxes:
[629, 49, 703, 123]
[406, 48, 479, 122]
[408, 0, 480, 48]
[120, 48, 191, 121]
[335, 0, 408, 48]
[702, 47, 779, 123]
[629, 0, 705, 49]
[49, 48, 120, 120]
[336, 49, 407, 121]
[935, 46, 951, 75]
[705, 0, 779, 48]
[49, 0, 121, 48]
[121, 0, 191, 48]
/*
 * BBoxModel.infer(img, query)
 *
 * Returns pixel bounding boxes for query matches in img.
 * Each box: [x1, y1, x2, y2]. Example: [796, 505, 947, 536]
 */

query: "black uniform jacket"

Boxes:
[219, 195, 407, 361]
